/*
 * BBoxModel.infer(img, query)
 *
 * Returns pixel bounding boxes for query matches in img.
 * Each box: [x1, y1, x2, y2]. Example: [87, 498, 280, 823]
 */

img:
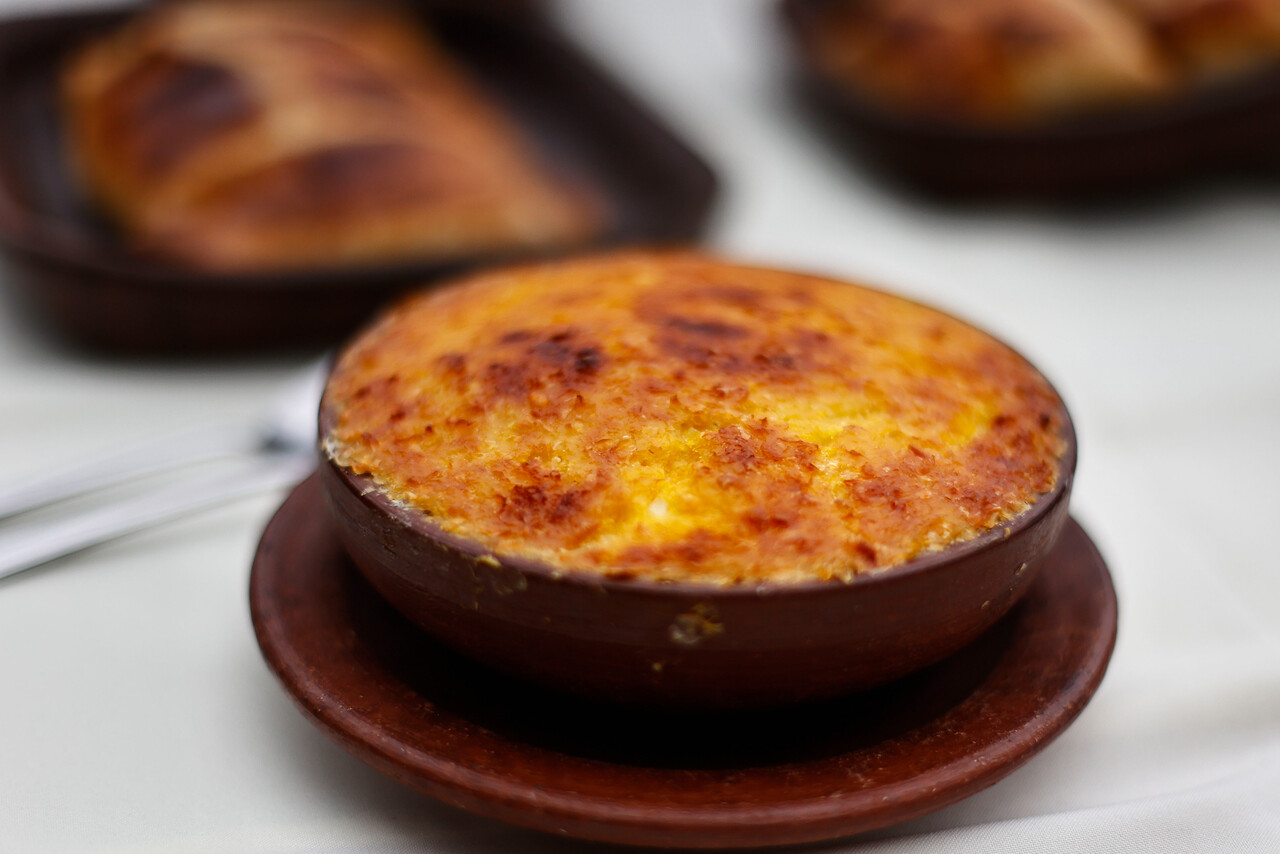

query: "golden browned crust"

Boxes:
[805, 0, 1280, 124]
[1114, 0, 1280, 78]
[61, 0, 599, 270]
[323, 253, 1068, 586]
[806, 0, 1172, 124]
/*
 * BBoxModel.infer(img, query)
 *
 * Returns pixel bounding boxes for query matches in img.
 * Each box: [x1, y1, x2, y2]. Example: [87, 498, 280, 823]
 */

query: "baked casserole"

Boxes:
[323, 252, 1068, 586]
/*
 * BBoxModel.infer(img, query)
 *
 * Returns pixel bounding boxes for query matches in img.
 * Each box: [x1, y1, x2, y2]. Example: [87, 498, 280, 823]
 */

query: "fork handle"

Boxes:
[0, 453, 314, 582]
[0, 421, 263, 520]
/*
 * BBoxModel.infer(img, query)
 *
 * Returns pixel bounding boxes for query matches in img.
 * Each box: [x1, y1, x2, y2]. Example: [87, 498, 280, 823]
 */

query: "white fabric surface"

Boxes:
[1, 0, 1278, 851]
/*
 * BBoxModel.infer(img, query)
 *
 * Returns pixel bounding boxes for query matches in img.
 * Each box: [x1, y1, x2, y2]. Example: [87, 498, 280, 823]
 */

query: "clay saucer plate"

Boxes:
[250, 476, 1117, 849]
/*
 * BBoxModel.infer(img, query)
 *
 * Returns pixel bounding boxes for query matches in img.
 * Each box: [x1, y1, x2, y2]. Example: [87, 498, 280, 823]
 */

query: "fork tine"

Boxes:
[0, 452, 315, 582]
[0, 421, 260, 521]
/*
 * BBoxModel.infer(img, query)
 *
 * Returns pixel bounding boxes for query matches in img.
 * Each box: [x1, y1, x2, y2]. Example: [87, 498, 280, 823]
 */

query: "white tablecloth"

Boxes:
[2, 1, 1278, 851]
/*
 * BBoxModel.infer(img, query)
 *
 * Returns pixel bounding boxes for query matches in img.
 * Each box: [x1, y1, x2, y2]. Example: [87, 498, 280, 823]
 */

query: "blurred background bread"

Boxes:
[61, 0, 601, 270]
[803, 0, 1280, 124]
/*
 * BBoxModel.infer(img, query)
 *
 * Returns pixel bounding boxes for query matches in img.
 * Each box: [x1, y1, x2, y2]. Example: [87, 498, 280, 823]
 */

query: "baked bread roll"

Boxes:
[1114, 0, 1280, 79]
[806, 0, 1171, 124]
[62, 0, 600, 270]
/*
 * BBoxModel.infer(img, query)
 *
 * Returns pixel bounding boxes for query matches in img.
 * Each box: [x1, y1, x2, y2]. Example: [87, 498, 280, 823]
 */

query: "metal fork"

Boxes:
[0, 359, 328, 582]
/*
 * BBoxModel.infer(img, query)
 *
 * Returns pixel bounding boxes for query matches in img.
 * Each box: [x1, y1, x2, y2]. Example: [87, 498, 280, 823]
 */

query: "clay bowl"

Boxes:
[318, 404, 1077, 710]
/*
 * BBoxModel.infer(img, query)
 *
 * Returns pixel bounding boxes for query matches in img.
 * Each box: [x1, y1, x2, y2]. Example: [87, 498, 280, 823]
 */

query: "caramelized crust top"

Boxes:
[324, 253, 1067, 585]
[62, 0, 599, 269]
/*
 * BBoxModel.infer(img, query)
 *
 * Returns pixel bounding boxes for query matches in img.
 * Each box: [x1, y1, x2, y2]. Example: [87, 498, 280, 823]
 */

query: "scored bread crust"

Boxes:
[1113, 0, 1280, 79]
[61, 0, 599, 270]
[803, 0, 1280, 124]
[323, 253, 1069, 586]
[805, 0, 1172, 124]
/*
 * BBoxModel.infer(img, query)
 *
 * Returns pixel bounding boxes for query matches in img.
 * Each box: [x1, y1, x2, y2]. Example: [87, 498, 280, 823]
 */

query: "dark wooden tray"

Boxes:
[782, 0, 1280, 200]
[0, 3, 717, 354]
[250, 475, 1117, 848]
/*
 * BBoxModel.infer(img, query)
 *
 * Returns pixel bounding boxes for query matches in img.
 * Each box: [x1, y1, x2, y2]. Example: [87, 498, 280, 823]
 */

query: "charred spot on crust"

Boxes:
[711, 423, 820, 480]
[652, 316, 753, 371]
[852, 541, 878, 564]
[644, 302, 845, 379]
[103, 53, 257, 175]
[573, 347, 603, 374]
[664, 316, 749, 339]
[436, 353, 467, 375]
[530, 335, 576, 363]
[846, 467, 910, 513]
[752, 349, 798, 373]
[499, 484, 588, 530]
[655, 336, 740, 371]
[482, 329, 607, 398]
[350, 373, 400, 401]
[713, 425, 758, 472]
[632, 285, 852, 378]
[530, 332, 605, 378]
[484, 361, 532, 398]
[743, 507, 794, 534]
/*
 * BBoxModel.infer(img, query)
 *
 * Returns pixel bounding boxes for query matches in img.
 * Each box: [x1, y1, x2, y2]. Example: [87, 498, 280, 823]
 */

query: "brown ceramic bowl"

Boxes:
[316, 276, 1077, 709]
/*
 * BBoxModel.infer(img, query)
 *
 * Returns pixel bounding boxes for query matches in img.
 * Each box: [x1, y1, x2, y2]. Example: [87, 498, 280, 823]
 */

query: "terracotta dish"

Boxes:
[784, 0, 1280, 198]
[251, 476, 1118, 848]
[319, 253, 1076, 707]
